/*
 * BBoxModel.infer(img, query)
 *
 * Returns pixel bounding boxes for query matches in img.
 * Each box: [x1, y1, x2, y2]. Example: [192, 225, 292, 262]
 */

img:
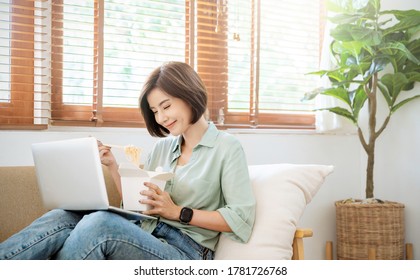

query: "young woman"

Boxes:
[0, 61, 255, 260]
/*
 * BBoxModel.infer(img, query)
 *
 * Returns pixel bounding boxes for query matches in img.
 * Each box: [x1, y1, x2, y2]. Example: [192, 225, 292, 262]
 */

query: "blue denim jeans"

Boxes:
[0, 209, 214, 260]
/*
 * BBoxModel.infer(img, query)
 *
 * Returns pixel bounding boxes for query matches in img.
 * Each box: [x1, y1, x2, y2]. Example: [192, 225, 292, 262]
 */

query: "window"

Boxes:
[51, 0, 185, 127]
[0, 0, 49, 128]
[225, 0, 320, 128]
[1, 0, 323, 129]
[0, 0, 10, 103]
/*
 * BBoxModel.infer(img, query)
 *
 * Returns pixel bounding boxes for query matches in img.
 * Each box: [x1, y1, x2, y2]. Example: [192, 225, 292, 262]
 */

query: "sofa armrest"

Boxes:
[292, 228, 313, 260]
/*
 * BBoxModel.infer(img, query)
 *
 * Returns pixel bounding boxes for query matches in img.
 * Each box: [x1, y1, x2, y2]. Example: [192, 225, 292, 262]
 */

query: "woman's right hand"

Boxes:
[97, 140, 122, 197]
[97, 141, 117, 168]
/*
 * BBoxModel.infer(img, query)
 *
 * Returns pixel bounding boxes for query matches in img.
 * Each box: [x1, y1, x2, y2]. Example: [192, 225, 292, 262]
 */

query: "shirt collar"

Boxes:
[197, 122, 219, 148]
[171, 121, 219, 154]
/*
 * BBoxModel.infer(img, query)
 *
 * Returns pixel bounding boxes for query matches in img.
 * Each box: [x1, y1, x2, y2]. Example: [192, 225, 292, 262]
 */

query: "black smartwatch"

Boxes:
[179, 207, 194, 224]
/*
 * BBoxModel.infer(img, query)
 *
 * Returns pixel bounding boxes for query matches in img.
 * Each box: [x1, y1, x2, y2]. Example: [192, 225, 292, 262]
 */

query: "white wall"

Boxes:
[1, 0, 419, 260]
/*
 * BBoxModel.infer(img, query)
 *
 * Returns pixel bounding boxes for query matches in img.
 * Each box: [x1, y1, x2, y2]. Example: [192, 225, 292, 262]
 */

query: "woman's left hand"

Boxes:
[140, 182, 181, 221]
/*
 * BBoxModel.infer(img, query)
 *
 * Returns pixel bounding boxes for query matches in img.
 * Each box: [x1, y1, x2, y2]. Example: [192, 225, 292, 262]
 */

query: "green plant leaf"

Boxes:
[321, 87, 351, 106]
[380, 73, 410, 100]
[381, 9, 420, 22]
[330, 24, 355, 41]
[382, 13, 420, 36]
[302, 87, 324, 101]
[352, 86, 368, 120]
[406, 72, 420, 83]
[401, 39, 420, 73]
[402, 72, 420, 91]
[351, 0, 370, 10]
[407, 38, 420, 58]
[333, 40, 363, 58]
[394, 50, 409, 72]
[326, 0, 348, 13]
[379, 42, 420, 65]
[318, 106, 357, 124]
[326, 68, 348, 83]
[407, 24, 420, 38]
[331, 25, 382, 47]
[329, 13, 363, 24]
[377, 81, 392, 107]
[353, 29, 382, 46]
[327, 0, 370, 13]
[367, 56, 389, 76]
[391, 95, 420, 113]
[306, 70, 329, 76]
[348, 63, 366, 81]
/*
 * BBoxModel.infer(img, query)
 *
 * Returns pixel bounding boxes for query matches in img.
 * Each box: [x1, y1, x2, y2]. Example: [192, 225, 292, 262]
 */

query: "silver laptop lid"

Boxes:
[31, 137, 109, 210]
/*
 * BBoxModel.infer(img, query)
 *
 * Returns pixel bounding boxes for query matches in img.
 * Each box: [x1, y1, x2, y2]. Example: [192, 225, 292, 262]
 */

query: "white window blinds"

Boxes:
[224, 0, 319, 127]
[1, 0, 323, 129]
[51, 0, 185, 126]
[0, 0, 49, 128]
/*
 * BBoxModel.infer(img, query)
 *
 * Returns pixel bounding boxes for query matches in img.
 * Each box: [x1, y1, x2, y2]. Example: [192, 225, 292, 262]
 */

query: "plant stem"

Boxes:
[376, 115, 391, 138]
[366, 144, 375, 199]
[365, 73, 378, 199]
[357, 127, 369, 153]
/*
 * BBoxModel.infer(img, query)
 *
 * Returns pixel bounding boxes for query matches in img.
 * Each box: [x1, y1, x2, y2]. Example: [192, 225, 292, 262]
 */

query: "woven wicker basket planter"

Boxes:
[335, 200, 405, 260]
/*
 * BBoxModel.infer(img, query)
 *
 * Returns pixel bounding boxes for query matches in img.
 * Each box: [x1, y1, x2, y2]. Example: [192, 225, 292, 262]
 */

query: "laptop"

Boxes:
[31, 137, 156, 221]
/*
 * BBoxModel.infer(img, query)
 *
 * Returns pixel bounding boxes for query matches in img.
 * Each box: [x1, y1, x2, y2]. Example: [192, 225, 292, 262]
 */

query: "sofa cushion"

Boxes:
[0, 166, 120, 242]
[0, 166, 46, 242]
[214, 164, 334, 260]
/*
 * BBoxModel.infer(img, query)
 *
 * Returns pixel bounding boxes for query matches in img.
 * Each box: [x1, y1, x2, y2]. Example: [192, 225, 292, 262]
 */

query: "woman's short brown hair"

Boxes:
[139, 61, 208, 137]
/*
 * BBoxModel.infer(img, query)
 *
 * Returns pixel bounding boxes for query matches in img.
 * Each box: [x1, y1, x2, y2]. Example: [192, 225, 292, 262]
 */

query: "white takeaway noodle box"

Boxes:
[118, 163, 174, 212]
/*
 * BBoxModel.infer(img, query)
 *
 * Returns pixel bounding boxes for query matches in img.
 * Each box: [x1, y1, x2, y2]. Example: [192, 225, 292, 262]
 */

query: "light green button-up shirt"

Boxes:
[141, 122, 256, 251]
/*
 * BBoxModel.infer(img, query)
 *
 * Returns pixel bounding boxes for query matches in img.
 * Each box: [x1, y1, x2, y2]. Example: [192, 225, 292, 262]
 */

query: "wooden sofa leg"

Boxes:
[292, 237, 304, 260]
[406, 243, 413, 260]
[325, 241, 333, 260]
[368, 248, 376, 260]
[292, 228, 313, 260]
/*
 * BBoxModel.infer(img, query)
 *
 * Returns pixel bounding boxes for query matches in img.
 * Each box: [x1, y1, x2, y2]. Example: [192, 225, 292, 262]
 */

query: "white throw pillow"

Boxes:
[214, 164, 334, 260]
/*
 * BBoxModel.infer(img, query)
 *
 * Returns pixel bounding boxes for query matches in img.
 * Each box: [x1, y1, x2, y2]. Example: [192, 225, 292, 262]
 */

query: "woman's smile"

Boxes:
[165, 120, 177, 130]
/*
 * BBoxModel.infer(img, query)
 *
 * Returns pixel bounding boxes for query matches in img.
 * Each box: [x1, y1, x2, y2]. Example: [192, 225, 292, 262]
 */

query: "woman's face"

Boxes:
[147, 87, 193, 136]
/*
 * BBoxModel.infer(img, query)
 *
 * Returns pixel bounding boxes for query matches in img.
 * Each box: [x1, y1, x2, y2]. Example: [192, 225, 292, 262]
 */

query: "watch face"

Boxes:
[180, 207, 193, 224]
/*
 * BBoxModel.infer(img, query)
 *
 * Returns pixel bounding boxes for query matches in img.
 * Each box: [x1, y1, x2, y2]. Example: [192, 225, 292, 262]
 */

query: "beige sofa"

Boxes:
[0, 165, 314, 259]
[0, 166, 121, 243]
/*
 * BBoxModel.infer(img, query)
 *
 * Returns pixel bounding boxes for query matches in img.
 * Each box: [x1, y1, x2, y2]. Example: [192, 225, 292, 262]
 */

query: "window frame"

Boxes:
[51, 0, 143, 127]
[2, 0, 324, 130]
[0, 0, 43, 128]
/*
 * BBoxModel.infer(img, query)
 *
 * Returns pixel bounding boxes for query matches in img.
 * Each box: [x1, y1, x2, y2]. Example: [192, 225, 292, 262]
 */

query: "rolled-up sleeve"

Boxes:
[217, 140, 256, 243]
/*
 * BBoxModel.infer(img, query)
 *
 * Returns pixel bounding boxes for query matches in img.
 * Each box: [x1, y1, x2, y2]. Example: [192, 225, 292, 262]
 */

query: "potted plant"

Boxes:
[304, 0, 420, 259]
